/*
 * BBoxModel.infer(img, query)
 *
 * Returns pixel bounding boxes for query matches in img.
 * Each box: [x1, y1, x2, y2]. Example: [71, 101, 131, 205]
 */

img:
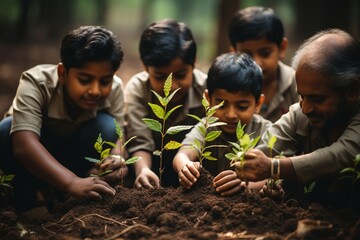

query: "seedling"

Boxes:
[338, 154, 360, 208]
[0, 174, 15, 189]
[266, 131, 283, 190]
[142, 73, 193, 184]
[225, 121, 260, 186]
[187, 94, 227, 166]
[85, 119, 140, 180]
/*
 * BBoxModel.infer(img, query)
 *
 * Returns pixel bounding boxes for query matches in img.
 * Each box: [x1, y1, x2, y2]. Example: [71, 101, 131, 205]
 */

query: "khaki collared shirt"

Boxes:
[260, 62, 299, 123]
[182, 114, 271, 176]
[124, 69, 207, 154]
[257, 102, 360, 185]
[6, 64, 125, 137]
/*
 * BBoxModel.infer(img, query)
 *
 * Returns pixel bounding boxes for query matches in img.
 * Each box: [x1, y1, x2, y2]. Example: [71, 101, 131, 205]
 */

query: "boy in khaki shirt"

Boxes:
[0, 26, 127, 211]
[173, 53, 271, 196]
[229, 6, 299, 122]
[125, 19, 207, 188]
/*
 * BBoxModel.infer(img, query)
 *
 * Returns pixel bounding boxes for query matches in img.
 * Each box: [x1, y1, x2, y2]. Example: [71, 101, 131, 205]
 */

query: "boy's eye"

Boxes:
[258, 49, 271, 58]
[100, 78, 113, 86]
[237, 105, 250, 111]
[78, 78, 91, 84]
[154, 75, 167, 82]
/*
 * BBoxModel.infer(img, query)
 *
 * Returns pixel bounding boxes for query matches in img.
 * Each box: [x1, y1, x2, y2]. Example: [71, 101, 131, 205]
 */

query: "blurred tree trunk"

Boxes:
[16, 0, 30, 41]
[215, 0, 240, 56]
[294, 0, 352, 41]
[96, 0, 108, 26]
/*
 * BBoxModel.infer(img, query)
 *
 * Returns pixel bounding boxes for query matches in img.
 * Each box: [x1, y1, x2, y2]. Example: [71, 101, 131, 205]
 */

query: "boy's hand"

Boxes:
[97, 155, 128, 185]
[213, 170, 245, 196]
[259, 179, 285, 201]
[134, 167, 160, 188]
[178, 162, 200, 189]
[67, 176, 116, 200]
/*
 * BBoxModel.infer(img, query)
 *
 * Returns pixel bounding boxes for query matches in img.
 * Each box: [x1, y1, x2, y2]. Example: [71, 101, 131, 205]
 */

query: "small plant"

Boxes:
[338, 154, 360, 208]
[225, 121, 260, 186]
[0, 174, 15, 189]
[85, 119, 140, 180]
[142, 73, 193, 184]
[187, 94, 227, 166]
[266, 131, 283, 190]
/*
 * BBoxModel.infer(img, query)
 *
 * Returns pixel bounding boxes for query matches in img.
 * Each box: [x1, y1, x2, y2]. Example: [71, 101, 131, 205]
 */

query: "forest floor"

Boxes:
[0, 169, 359, 240]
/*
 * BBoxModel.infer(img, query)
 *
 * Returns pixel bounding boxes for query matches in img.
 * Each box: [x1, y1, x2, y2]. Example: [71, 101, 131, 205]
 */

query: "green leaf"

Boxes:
[98, 169, 114, 177]
[125, 156, 141, 165]
[165, 88, 181, 103]
[208, 122, 227, 128]
[192, 139, 202, 152]
[205, 131, 222, 142]
[236, 122, 245, 140]
[4, 174, 14, 182]
[101, 148, 111, 160]
[152, 90, 166, 106]
[188, 114, 202, 122]
[267, 132, 277, 150]
[114, 119, 123, 139]
[202, 96, 210, 108]
[104, 141, 116, 149]
[84, 157, 100, 163]
[148, 103, 165, 119]
[203, 152, 217, 161]
[164, 73, 173, 97]
[197, 124, 206, 136]
[340, 168, 356, 174]
[164, 140, 182, 150]
[207, 116, 219, 124]
[142, 118, 162, 132]
[165, 105, 183, 120]
[240, 134, 250, 148]
[123, 136, 137, 148]
[225, 153, 237, 160]
[166, 125, 193, 135]
[229, 141, 241, 151]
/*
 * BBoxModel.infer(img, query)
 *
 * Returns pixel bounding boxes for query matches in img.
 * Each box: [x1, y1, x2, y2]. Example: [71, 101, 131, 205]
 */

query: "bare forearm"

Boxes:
[132, 150, 152, 176]
[12, 131, 77, 192]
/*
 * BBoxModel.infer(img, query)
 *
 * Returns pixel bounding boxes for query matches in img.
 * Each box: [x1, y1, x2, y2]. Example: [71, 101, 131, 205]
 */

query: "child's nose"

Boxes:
[89, 82, 101, 96]
[226, 107, 237, 119]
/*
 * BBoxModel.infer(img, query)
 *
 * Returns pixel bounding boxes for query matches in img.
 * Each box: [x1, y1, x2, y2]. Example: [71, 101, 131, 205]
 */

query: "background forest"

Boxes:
[0, 0, 359, 117]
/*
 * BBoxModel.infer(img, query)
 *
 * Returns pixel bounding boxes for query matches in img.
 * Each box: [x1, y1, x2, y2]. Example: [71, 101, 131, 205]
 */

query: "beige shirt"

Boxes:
[6, 64, 125, 137]
[182, 114, 271, 176]
[124, 69, 207, 154]
[257, 102, 360, 185]
[260, 62, 299, 123]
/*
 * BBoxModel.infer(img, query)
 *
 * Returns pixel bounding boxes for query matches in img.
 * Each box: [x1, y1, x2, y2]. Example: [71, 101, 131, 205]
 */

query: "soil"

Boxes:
[0, 169, 359, 240]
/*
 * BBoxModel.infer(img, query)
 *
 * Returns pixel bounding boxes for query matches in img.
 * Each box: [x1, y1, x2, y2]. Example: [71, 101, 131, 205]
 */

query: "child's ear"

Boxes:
[255, 94, 265, 113]
[279, 37, 288, 60]
[57, 63, 66, 84]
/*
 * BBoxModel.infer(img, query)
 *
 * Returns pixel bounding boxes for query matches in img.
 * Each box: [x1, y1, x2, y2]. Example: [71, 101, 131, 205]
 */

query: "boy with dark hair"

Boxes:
[173, 53, 271, 196]
[239, 29, 360, 207]
[228, 6, 298, 122]
[0, 26, 126, 211]
[125, 19, 207, 188]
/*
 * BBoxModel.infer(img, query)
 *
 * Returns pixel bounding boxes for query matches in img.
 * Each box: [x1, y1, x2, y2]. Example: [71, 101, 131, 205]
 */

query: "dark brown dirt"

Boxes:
[1, 169, 359, 240]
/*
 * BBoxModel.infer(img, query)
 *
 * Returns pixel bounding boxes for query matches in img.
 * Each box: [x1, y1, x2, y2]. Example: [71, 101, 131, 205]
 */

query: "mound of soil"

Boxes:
[0, 169, 359, 240]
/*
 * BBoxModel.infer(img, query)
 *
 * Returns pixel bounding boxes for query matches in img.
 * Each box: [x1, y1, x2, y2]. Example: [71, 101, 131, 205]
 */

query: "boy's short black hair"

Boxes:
[60, 26, 124, 71]
[139, 19, 197, 67]
[207, 53, 263, 101]
[228, 6, 284, 48]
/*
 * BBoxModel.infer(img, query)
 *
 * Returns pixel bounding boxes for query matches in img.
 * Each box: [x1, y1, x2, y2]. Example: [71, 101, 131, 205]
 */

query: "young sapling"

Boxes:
[85, 119, 140, 182]
[187, 94, 226, 166]
[142, 73, 193, 185]
[225, 121, 260, 188]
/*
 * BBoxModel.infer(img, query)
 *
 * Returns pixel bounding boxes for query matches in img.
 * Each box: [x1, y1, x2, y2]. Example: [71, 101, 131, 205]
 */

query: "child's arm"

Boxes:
[173, 146, 200, 189]
[13, 131, 116, 200]
[133, 150, 160, 188]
